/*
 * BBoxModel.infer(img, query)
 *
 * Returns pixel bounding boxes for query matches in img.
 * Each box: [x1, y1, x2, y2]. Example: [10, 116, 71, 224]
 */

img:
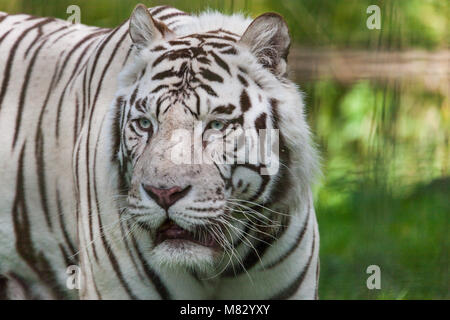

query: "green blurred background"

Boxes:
[1, 0, 448, 299]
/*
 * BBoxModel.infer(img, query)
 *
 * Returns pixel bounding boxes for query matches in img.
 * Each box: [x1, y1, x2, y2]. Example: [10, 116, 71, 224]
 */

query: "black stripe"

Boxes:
[200, 67, 223, 83]
[152, 68, 176, 80]
[35, 126, 53, 229]
[0, 13, 8, 24]
[210, 51, 231, 75]
[265, 202, 310, 269]
[0, 18, 54, 112]
[150, 5, 172, 16]
[85, 126, 99, 262]
[210, 28, 240, 37]
[91, 127, 137, 299]
[206, 42, 231, 49]
[129, 230, 172, 299]
[270, 98, 280, 129]
[86, 25, 124, 113]
[212, 104, 236, 115]
[158, 12, 189, 21]
[240, 89, 251, 112]
[270, 230, 316, 300]
[56, 188, 77, 258]
[50, 28, 82, 45]
[0, 275, 7, 299]
[56, 30, 109, 83]
[130, 85, 139, 105]
[91, 28, 128, 110]
[231, 223, 251, 248]
[315, 258, 320, 299]
[12, 142, 67, 299]
[254, 112, 267, 130]
[82, 26, 127, 260]
[151, 45, 166, 52]
[151, 84, 169, 94]
[199, 83, 218, 97]
[111, 96, 124, 160]
[237, 74, 248, 87]
[12, 36, 48, 148]
[168, 40, 190, 46]
[0, 272, 32, 299]
[24, 24, 68, 58]
[54, 35, 104, 138]
[220, 47, 238, 55]
[0, 29, 13, 45]
[73, 94, 80, 146]
[119, 218, 146, 282]
[224, 227, 275, 276]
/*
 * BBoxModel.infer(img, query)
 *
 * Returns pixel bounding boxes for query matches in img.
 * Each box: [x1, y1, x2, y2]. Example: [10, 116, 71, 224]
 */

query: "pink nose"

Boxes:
[142, 185, 191, 210]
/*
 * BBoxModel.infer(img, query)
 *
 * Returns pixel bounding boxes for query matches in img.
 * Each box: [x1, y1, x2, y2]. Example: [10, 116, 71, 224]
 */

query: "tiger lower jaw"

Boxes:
[150, 241, 220, 272]
[149, 220, 223, 271]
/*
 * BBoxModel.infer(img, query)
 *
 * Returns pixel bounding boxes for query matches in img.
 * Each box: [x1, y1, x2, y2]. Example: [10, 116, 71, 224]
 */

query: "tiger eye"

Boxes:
[209, 120, 225, 131]
[137, 118, 152, 131]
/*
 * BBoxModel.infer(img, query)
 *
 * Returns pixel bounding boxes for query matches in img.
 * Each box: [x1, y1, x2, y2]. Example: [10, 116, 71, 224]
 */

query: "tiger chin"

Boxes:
[143, 218, 222, 274]
[150, 234, 219, 275]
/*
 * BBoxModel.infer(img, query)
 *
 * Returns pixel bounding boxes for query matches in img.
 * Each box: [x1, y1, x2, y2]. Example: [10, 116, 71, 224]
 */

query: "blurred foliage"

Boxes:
[304, 79, 449, 299]
[0, 0, 448, 49]
[0, 0, 448, 299]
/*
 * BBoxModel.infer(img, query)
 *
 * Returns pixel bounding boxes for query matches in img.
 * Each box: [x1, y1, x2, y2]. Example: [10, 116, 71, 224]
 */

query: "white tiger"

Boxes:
[0, 4, 320, 299]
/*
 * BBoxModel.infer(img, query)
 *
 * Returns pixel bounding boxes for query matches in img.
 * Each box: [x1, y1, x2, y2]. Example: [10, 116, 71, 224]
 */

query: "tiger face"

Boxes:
[112, 5, 293, 272]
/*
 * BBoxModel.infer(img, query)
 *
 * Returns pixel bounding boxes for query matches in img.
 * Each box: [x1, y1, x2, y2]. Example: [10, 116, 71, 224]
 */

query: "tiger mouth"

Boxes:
[155, 220, 220, 249]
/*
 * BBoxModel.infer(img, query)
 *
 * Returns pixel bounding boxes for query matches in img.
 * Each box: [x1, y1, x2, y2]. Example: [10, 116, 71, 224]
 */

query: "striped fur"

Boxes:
[0, 5, 320, 300]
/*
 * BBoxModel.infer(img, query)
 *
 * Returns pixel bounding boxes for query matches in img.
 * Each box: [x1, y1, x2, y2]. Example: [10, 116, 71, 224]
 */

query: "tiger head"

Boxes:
[111, 5, 317, 273]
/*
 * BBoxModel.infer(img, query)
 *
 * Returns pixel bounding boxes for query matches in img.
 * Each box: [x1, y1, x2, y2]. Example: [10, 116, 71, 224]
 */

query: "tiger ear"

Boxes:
[129, 4, 173, 48]
[239, 12, 291, 76]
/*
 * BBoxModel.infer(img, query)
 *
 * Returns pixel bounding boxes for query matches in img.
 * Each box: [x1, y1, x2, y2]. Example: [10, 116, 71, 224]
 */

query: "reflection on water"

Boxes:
[297, 65, 448, 298]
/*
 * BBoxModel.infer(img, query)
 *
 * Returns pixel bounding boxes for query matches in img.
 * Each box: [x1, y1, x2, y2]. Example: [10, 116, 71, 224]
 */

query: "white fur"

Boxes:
[0, 6, 320, 300]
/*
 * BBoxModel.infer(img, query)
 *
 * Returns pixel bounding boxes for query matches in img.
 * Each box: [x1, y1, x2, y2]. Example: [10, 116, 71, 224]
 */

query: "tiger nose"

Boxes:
[142, 184, 191, 210]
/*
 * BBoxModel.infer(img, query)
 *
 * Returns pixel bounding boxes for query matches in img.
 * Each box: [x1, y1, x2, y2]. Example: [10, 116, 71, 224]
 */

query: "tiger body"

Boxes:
[0, 6, 319, 299]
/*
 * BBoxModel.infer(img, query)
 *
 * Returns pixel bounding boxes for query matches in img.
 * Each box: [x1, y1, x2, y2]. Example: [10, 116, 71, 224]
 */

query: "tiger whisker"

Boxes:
[223, 212, 279, 242]
[224, 204, 283, 229]
[228, 199, 291, 218]
[70, 213, 135, 259]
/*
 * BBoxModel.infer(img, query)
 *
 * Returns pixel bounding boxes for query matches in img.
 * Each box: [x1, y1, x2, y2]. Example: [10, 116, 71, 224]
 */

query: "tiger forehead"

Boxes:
[149, 31, 240, 66]
[135, 34, 247, 116]
[166, 29, 240, 45]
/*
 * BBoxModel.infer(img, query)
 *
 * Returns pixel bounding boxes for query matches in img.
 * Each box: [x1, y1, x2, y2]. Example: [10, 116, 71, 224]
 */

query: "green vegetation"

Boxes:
[305, 80, 448, 299]
[2, 0, 447, 49]
[1, 0, 448, 299]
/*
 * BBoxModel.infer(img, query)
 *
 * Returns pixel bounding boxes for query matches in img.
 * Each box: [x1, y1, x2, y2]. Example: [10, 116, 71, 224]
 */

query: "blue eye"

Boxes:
[209, 120, 225, 131]
[137, 118, 152, 131]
